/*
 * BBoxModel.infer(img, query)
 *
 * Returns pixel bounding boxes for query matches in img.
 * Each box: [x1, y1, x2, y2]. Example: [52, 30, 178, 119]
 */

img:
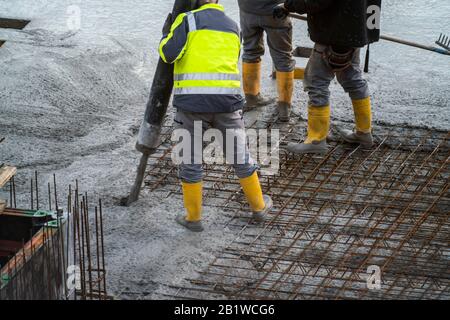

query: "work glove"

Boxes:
[273, 3, 290, 20]
[162, 13, 173, 36]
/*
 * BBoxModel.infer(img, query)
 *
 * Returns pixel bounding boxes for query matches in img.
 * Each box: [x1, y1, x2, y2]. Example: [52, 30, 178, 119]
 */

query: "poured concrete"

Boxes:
[0, 0, 449, 299]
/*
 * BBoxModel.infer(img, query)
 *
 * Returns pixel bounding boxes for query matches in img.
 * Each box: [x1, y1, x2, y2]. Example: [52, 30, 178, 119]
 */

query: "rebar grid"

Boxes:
[143, 114, 449, 300]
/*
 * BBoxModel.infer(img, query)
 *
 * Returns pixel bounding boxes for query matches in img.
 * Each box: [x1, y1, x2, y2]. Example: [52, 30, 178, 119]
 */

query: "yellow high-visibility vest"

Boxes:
[159, 4, 241, 96]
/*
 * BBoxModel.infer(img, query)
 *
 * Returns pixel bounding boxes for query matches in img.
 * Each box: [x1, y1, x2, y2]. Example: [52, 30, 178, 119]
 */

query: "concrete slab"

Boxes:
[0, 0, 448, 299]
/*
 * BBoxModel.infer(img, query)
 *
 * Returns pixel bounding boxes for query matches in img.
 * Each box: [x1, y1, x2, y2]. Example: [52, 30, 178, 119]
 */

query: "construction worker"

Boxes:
[159, 0, 273, 232]
[238, 0, 295, 122]
[274, 0, 381, 154]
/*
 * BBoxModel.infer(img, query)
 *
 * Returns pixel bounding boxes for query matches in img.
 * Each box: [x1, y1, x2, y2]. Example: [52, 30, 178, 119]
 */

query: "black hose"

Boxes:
[364, 44, 370, 73]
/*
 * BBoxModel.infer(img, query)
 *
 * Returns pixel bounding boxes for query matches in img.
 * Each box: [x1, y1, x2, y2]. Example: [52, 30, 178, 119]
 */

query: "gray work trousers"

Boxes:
[174, 109, 258, 183]
[240, 10, 295, 72]
[304, 44, 370, 107]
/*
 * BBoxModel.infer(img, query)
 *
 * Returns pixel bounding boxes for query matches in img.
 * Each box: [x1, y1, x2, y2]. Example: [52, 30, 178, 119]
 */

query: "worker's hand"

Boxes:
[162, 13, 173, 36]
[273, 3, 290, 20]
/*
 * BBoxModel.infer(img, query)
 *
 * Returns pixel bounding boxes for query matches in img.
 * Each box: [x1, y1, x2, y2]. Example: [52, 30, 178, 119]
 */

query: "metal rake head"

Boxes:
[436, 33, 450, 51]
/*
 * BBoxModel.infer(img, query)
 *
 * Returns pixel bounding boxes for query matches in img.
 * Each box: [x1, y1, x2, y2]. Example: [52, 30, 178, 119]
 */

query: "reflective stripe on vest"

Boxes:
[186, 12, 197, 32]
[174, 87, 242, 95]
[174, 73, 240, 81]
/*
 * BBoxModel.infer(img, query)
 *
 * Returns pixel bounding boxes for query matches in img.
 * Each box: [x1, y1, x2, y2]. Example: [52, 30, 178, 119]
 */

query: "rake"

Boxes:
[436, 33, 450, 51]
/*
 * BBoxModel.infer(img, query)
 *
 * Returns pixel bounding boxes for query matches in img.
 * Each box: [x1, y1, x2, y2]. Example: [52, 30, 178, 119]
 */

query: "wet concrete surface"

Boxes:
[0, 0, 448, 299]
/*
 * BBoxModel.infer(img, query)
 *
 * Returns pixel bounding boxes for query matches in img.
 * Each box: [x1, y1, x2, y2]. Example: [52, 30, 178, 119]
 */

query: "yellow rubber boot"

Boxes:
[294, 67, 305, 80]
[239, 171, 265, 213]
[243, 62, 261, 96]
[337, 97, 374, 149]
[182, 181, 203, 222]
[287, 105, 331, 154]
[352, 97, 372, 133]
[243, 62, 276, 110]
[305, 105, 331, 143]
[177, 181, 204, 232]
[276, 71, 294, 122]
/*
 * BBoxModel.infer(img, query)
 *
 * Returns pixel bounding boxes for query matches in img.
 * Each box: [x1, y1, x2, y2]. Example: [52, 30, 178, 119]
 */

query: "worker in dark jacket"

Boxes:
[238, 0, 295, 122]
[274, 0, 381, 154]
[160, 0, 273, 232]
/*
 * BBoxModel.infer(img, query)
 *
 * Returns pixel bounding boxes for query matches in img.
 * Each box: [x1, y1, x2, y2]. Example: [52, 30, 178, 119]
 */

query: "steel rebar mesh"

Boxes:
[143, 112, 449, 300]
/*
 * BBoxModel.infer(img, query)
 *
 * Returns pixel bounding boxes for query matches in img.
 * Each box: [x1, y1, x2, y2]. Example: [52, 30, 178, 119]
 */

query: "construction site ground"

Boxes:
[0, 0, 449, 299]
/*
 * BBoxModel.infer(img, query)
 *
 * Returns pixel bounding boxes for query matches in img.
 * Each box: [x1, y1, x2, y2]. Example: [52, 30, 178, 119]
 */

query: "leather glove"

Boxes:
[273, 3, 290, 20]
[162, 13, 173, 36]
